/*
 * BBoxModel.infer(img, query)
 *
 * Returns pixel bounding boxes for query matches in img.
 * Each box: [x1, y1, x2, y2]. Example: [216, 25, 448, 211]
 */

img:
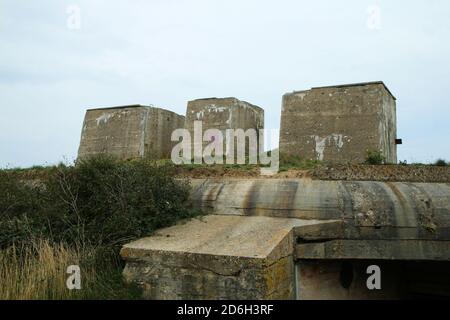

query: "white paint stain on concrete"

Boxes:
[226, 109, 233, 125]
[197, 104, 234, 124]
[196, 111, 204, 120]
[296, 93, 306, 100]
[96, 113, 113, 126]
[80, 123, 88, 140]
[312, 136, 327, 161]
[139, 108, 151, 157]
[311, 134, 347, 161]
[202, 104, 228, 113]
[332, 134, 345, 149]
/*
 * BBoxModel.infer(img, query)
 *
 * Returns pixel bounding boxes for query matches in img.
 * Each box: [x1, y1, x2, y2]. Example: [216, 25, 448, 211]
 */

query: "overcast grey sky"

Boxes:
[0, 0, 449, 167]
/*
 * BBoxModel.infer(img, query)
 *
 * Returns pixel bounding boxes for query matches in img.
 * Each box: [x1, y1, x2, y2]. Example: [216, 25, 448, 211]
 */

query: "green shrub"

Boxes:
[0, 156, 199, 299]
[434, 159, 448, 166]
[0, 156, 199, 249]
[365, 150, 385, 165]
[279, 154, 322, 171]
[0, 171, 46, 246]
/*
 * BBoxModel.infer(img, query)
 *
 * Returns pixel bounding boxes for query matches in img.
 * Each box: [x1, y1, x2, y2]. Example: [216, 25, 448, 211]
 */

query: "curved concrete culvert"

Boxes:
[121, 178, 450, 300]
[189, 178, 450, 241]
[120, 215, 323, 300]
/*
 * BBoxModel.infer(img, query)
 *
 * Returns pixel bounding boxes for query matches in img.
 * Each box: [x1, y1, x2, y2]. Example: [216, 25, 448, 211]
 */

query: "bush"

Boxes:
[0, 156, 199, 249]
[0, 171, 46, 246]
[434, 159, 448, 167]
[365, 150, 385, 165]
[0, 156, 199, 299]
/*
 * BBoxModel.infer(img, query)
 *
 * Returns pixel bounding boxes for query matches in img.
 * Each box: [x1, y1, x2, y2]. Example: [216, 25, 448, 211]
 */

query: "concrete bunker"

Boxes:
[121, 178, 450, 300]
[71, 82, 450, 300]
[78, 105, 185, 160]
[280, 82, 398, 164]
[185, 97, 264, 161]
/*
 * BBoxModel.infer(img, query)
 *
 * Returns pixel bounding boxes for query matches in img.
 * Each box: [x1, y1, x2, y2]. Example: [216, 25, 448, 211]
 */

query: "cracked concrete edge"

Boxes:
[295, 239, 450, 261]
[120, 215, 316, 299]
[120, 216, 339, 277]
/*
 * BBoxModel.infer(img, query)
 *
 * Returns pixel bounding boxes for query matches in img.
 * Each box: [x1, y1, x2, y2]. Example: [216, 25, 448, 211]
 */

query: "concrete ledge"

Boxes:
[296, 239, 450, 261]
[121, 215, 321, 300]
[120, 214, 450, 300]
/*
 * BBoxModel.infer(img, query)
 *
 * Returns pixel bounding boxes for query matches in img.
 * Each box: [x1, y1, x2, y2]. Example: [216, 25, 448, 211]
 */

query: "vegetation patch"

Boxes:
[365, 150, 385, 165]
[0, 156, 200, 299]
[434, 159, 448, 167]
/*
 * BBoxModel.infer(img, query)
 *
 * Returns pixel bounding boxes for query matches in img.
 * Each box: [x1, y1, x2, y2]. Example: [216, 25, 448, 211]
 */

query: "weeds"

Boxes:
[0, 156, 199, 300]
[435, 159, 448, 167]
[279, 154, 322, 171]
[0, 239, 141, 300]
[365, 150, 385, 165]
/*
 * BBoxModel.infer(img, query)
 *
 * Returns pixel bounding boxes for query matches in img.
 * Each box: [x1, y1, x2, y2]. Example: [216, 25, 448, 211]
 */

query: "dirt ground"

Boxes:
[310, 164, 450, 183]
[9, 163, 450, 183]
[174, 164, 450, 183]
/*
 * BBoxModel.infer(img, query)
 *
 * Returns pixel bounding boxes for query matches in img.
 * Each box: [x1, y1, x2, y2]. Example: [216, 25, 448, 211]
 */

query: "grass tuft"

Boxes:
[0, 156, 200, 299]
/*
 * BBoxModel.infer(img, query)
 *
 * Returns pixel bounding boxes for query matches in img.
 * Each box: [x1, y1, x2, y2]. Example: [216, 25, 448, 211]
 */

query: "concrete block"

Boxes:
[78, 105, 185, 160]
[280, 82, 397, 163]
[120, 215, 313, 300]
[185, 98, 264, 160]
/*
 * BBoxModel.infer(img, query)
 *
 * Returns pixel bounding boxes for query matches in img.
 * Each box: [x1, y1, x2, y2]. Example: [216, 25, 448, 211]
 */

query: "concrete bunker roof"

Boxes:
[290, 81, 396, 100]
[86, 104, 183, 116]
[87, 104, 150, 111]
[189, 97, 263, 112]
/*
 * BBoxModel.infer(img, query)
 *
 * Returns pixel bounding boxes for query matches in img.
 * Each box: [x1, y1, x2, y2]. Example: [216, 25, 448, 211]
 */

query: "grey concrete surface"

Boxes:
[121, 215, 319, 300]
[189, 178, 450, 241]
[78, 105, 185, 160]
[280, 82, 397, 163]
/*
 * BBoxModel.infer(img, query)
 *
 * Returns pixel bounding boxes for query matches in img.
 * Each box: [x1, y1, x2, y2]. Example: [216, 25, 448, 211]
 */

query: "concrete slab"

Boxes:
[120, 215, 324, 300]
[122, 215, 318, 260]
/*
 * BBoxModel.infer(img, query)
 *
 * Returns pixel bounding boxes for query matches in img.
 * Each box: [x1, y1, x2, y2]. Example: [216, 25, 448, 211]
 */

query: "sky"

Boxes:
[0, 0, 449, 167]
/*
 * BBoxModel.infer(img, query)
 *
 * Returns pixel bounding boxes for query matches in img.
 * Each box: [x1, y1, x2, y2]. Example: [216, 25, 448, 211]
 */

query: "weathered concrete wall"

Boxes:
[121, 177, 450, 300]
[280, 82, 397, 164]
[121, 215, 314, 300]
[379, 87, 397, 163]
[295, 239, 450, 261]
[120, 213, 450, 300]
[185, 98, 264, 159]
[145, 107, 186, 159]
[78, 105, 185, 160]
[189, 178, 450, 242]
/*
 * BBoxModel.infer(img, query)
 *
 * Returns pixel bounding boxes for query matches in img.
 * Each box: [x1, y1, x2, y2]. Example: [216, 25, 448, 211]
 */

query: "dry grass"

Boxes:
[0, 240, 115, 300]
